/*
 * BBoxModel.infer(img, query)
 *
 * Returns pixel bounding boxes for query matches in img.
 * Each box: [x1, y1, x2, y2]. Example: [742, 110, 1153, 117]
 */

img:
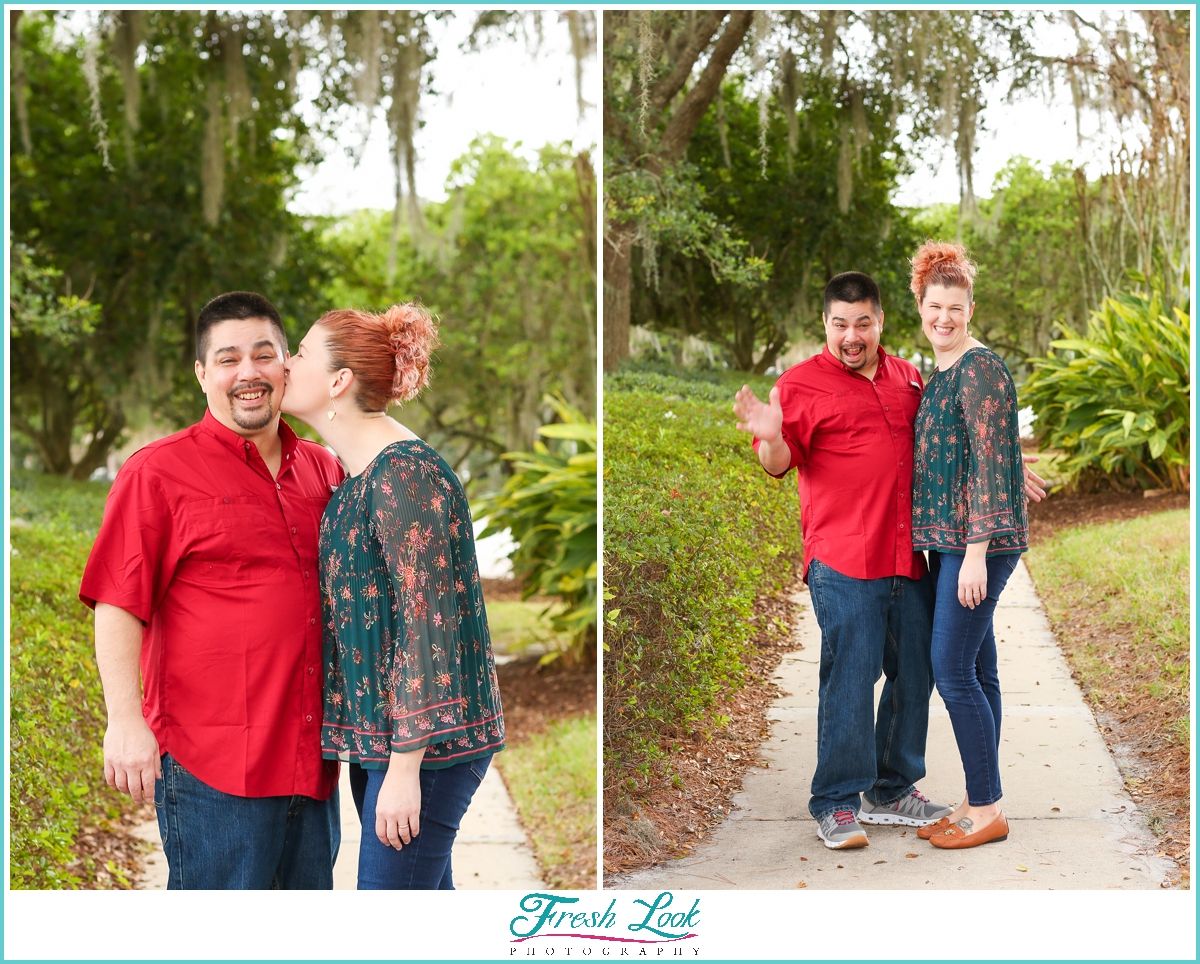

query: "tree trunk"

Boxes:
[656, 11, 754, 165]
[603, 222, 634, 371]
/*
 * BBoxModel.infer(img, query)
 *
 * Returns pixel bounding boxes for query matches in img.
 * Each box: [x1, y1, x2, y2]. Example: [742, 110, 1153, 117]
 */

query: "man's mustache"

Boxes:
[228, 381, 274, 398]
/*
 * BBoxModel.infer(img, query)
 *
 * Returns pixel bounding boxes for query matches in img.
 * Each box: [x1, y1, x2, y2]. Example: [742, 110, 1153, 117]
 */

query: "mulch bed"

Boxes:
[602, 590, 799, 880]
[72, 804, 153, 889]
[1027, 488, 1189, 546]
[1026, 488, 1191, 887]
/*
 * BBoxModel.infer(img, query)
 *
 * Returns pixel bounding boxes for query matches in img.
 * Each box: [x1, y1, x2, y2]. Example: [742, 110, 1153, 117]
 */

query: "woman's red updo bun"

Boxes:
[909, 240, 977, 304]
[317, 303, 439, 411]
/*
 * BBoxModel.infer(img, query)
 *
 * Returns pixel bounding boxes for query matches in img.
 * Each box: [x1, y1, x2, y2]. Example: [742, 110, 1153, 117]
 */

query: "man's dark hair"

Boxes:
[823, 271, 882, 316]
[196, 291, 287, 363]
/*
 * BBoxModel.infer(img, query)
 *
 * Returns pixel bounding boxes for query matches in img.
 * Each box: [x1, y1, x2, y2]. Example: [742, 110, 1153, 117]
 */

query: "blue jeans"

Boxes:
[154, 753, 340, 889]
[805, 558, 936, 820]
[349, 754, 492, 890]
[928, 550, 1020, 806]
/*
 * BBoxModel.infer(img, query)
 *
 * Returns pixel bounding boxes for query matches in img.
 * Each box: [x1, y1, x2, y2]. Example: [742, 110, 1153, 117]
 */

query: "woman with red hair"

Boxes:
[908, 242, 1028, 850]
[283, 304, 505, 888]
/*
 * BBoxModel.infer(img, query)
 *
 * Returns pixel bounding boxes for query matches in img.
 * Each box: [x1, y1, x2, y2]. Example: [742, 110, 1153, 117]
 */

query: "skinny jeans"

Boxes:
[928, 550, 1020, 807]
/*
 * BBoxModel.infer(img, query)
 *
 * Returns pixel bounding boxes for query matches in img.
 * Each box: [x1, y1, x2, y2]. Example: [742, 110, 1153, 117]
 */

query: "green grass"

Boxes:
[1025, 510, 1190, 747]
[9, 473, 142, 889]
[486, 599, 568, 659]
[603, 369, 803, 786]
[495, 714, 597, 888]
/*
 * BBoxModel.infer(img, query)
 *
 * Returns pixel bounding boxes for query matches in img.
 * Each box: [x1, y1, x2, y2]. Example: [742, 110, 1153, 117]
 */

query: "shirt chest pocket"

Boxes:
[883, 386, 924, 422]
[817, 391, 877, 440]
[179, 496, 277, 564]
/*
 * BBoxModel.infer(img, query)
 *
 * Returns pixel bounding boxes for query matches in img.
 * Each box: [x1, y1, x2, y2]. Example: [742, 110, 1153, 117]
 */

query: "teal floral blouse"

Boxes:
[912, 347, 1029, 556]
[318, 439, 505, 769]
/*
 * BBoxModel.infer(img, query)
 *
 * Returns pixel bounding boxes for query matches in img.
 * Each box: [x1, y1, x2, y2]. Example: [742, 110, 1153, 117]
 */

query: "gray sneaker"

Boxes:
[859, 789, 954, 827]
[815, 809, 869, 849]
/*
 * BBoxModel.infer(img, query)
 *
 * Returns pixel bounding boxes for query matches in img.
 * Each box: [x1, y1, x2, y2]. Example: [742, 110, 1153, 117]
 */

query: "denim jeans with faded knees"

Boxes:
[928, 550, 1020, 807]
[349, 754, 492, 890]
[805, 558, 936, 821]
[154, 752, 340, 890]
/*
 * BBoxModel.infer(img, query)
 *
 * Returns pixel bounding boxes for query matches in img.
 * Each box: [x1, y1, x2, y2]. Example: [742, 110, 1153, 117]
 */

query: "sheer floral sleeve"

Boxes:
[364, 446, 504, 759]
[957, 351, 1025, 545]
[911, 347, 1028, 555]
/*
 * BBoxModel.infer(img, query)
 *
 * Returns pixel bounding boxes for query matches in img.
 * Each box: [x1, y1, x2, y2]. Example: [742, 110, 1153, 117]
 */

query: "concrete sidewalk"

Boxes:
[133, 761, 544, 889]
[610, 560, 1177, 890]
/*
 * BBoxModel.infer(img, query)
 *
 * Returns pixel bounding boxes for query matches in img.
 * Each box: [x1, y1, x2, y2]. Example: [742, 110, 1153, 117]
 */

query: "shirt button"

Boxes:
[292, 527, 297, 534]
[276, 483, 282, 490]
[310, 617, 316, 625]
[308, 667, 315, 675]
[305, 715, 313, 722]
[893, 433, 898, 438]
[305, 571, 311, 578]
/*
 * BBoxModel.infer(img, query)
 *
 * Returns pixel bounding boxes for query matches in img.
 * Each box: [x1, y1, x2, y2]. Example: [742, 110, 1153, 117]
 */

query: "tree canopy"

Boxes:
[10, 10, 597, 486]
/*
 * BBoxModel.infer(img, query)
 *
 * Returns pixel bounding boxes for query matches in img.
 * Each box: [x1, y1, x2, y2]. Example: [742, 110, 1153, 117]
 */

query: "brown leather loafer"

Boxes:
[917, 817, 950, 840]
[929, 812, 1009, 849]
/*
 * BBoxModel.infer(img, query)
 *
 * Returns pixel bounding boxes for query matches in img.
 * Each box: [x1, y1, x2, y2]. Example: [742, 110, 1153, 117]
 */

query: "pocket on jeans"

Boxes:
[467, 757, 491, 785]
[154, 759, 166, 810]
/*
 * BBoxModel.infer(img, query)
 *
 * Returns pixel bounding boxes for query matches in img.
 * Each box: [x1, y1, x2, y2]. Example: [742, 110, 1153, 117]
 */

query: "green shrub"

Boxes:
[474, 395, 597, 664]
[605, 362, 776, 405]
[602, 385, 802, 784]
[1022, 286, 1190, 491]
[10, 476, 142, 889]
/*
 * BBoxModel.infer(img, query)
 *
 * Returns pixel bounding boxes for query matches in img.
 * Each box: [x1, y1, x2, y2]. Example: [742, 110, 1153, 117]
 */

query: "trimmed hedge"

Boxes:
[603, 378, 802, 785]
[10, 474, 139, 889]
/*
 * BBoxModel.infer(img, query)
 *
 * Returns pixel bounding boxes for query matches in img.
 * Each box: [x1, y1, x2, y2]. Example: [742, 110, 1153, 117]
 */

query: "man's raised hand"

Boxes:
[734, 384, 783, 442]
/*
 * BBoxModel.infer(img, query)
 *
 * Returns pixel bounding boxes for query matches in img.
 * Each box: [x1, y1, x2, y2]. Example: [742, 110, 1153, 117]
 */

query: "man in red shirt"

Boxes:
[734, 271, 954, 850]
[80, 291, 344, 888]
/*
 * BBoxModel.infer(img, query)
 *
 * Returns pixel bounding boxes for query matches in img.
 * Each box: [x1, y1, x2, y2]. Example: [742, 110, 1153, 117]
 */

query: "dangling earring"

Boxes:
[327, 393, 337, 421]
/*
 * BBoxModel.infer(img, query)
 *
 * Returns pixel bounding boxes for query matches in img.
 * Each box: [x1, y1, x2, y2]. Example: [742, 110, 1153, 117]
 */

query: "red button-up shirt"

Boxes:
[754, 346, 928, 583]
[80, 410, 344, 799]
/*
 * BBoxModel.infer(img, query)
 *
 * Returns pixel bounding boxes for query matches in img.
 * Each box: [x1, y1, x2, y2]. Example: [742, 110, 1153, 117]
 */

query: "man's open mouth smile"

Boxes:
[231, 385, 271, 404]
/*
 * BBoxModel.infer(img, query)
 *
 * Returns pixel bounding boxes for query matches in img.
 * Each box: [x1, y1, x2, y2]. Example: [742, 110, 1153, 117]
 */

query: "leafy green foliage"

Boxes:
[632, 77, 920, 372]
[474, 396, 596, 664]
[9, 475, 142, 889]
[321, 138, 596, 490]
[11, 11, 332, 476]
[494, 714, 597, 889]
[915, 158, 1097, 375]
[603, 378, 802, 783]
[1022, 285, 1190, 491]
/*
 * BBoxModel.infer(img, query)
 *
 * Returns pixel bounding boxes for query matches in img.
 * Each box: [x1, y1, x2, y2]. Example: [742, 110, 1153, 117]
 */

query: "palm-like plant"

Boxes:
[474, 394, 597, 663]
[1022, 282, 1190, 491]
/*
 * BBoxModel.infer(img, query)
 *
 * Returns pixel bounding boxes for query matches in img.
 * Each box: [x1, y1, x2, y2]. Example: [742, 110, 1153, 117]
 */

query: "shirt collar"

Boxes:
[199, 408, 298, 464]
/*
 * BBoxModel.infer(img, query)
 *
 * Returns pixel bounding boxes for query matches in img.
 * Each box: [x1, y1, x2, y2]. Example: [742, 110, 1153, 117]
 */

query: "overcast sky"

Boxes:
[288, 11, 1134, 216]
[288, 12, 597, 216]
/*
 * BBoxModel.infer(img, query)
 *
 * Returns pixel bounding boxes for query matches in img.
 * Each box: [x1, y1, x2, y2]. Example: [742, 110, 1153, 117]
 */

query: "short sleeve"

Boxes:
[368, 454, 478, 753]
[79, 463, 176, 622]
[959, 354, 1023, 544]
